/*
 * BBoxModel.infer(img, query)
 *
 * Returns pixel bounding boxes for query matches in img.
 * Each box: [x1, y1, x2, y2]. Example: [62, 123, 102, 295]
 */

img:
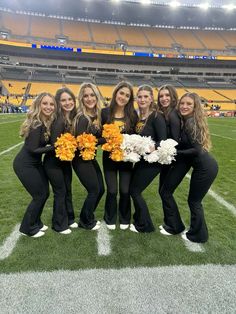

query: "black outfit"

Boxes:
[43, 115, 75, 232]
[13, 124, 53, 236]
[72, 115, 104, 229]
[160, 117, 218, 242]
[159, 109, 181, 191]
[101, 107, 137, 225]
[130, 111, 167, 232]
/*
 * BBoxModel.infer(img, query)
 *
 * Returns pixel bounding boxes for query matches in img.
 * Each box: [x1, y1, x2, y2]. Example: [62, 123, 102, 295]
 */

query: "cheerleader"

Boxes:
[72, 83, 104, 230]
[13, 93, 57, 238]
[43, 87, 77, 235]
[159, 93, 218, 242]
[102, 81, 138, 230]
[156, 85, 184, 235]
[130, 85, 167, 233]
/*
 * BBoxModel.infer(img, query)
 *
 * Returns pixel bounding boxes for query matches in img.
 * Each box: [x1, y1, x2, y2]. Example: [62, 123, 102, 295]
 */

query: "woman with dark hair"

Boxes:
[157, 85, 182, 235]
[102, 81, 138, 230]
[159, 93, 218, 242]
[130, 85, 167, 233]
[72, 82, 104, 230]
[13, 92, 57, 238]
[43, 87, 77, 235]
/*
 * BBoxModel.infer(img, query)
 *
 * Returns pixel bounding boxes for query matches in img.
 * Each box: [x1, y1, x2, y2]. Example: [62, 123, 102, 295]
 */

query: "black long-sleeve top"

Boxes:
[140, 111, 167, 148]
[101, 107, 138, 135]
[16, 124, 54, 165]
[74, 114, 102, 142]
[177, 117, 205, 157]
[165, 109, 181, 142]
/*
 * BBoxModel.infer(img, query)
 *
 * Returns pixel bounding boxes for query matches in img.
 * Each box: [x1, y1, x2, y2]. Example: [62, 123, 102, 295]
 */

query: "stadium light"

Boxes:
[169, 1, 180, 8]
[222, 4, 236, 11]
[198, 3, 209, 10]
[141, 0, 151, 5]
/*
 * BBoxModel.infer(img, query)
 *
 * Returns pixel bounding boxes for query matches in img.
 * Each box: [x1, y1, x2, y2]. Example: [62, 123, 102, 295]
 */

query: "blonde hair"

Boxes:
[137, 84, 156, 116]
[178, 92, 211, 151]
[20, 92, 57, 138]
[73, 82, 103, 132]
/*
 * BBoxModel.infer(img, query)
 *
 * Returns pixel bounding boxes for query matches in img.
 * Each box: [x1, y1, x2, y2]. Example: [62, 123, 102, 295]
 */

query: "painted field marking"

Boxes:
[97, 221, 111, 256]
[180, 220, 205, 253]
[186, 173, 236, 217]
[0, 265, 236, 313]
[208, 189, 236, 217]
[0, 120, 24, 125]
[182, 237, 205, 253]
[211, 133, 236, 141]
[0, 224, 21, 260]
[0, 142, 23, 156]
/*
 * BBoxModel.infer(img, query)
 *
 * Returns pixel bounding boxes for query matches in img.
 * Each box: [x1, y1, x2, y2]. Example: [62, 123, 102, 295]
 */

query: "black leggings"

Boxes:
[13, 157, 49, 236]
[130, 159, 162, 232]
[103, 153, 133, 225]
[160, 153, 218, 242]
[72, 157, 104, 229]
[44, 155, 75, 232]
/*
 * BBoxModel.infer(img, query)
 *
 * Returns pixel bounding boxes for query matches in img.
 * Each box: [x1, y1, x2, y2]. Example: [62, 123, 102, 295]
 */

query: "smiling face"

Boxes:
[179, 96, 195, 118]
[115, 87, 131, 108]
[82, 87, 97, 112]
[59, 92, 75, 113]
[40, 95, 55, 118]
[158, 88, 171, 109]
[137, 90, 153, 111]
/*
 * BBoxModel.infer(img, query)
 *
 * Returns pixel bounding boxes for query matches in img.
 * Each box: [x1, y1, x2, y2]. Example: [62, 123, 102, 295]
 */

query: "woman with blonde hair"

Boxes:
[72, 82, 104, 230]
[130, 85, 167, 233]
[43, 87, 77, 235]
[159, 92, 218, 242]
[13, 92, 57, 238]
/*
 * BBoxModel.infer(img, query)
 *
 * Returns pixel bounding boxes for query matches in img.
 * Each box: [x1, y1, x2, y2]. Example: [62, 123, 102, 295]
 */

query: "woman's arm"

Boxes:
[25, 126, 54, 154]
[169, 110, 181, 142]
[153, 113, 168, 147]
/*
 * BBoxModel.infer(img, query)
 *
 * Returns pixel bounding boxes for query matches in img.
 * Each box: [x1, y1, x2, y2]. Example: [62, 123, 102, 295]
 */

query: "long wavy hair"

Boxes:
[108, 81, 136, 133]
[178, 92, 211, 151]
[157, 84, 178, 120]
[73, 82, 102, 132]
[55, 87, 77, 130]
[136, 84, 156, 119]
[20, 92, 57, 138]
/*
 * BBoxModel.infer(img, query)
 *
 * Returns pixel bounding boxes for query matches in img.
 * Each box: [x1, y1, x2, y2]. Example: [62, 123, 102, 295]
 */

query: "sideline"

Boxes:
[0, 265, 235, 313]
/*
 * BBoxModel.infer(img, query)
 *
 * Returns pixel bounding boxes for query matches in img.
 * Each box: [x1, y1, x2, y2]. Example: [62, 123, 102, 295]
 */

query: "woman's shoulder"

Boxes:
[169, 108, 180, 118]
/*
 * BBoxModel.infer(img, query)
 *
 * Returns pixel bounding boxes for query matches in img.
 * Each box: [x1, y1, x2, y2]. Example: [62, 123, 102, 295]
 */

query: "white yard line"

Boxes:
[186, 173, 236, 217]
[0, 142, 23, 156]
[182, 238, 205, 253]
[0, 224, 21, 260]
[0, 120, 24, 125]
[96, 222, 112, 256]
[211, 133, 236, 141]
[208, 189, 236, 217]
[181, 219, 205, 253]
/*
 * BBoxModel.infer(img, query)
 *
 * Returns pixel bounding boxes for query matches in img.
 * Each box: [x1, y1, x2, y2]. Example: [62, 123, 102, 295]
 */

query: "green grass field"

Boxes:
[0, 114, 236, 273]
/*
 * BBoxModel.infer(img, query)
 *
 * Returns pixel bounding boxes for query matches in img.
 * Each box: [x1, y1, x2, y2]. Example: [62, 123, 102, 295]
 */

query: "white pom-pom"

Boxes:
[144, 138, 178, 165]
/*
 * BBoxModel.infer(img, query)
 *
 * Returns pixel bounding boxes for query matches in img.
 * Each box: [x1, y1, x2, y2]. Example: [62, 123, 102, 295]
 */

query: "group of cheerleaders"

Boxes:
[13, 81, 218, 243]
